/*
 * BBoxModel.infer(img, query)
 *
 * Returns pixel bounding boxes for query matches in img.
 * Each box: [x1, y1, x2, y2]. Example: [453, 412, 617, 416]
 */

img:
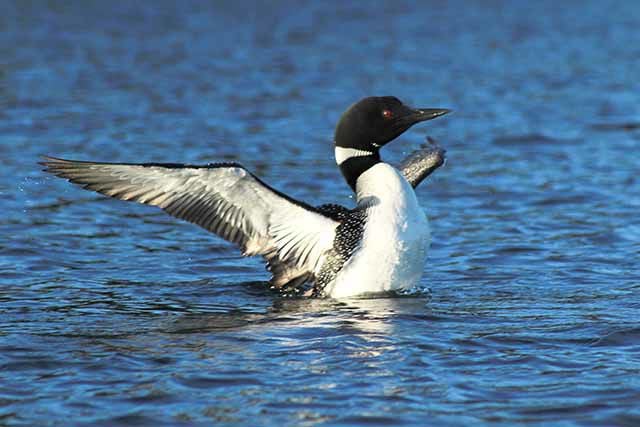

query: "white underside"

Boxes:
[322, 163, 431, 298]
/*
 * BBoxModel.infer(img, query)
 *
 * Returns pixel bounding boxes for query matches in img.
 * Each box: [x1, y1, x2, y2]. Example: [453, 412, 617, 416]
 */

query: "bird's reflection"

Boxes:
[165, 282, 433, 359]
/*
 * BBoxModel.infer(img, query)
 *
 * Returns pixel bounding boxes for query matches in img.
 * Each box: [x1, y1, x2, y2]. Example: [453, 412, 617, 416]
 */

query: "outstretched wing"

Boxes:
[41, 157, 339, 288]
[398, 137, 446, 188]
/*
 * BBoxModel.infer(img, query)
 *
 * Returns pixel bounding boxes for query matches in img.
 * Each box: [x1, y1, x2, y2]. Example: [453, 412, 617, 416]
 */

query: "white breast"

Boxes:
[324, 163, 431, 298]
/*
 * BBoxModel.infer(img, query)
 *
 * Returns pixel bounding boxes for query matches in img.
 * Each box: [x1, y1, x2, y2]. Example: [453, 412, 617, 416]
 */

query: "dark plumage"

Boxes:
[315, 207, 368, 294]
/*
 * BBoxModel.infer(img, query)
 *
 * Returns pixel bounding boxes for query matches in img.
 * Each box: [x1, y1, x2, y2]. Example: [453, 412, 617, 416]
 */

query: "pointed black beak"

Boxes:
[412, 108, 451, 122]
[390, 105, 451, 138]
[397, 107, 451, 129]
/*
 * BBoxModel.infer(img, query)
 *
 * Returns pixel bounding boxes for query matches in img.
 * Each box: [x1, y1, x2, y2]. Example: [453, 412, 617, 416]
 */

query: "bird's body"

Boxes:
[42, 96, 449, 298]
[324, 163, 430, 298]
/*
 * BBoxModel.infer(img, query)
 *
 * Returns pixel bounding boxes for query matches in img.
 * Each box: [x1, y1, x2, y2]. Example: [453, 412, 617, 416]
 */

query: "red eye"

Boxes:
[382, 109, 393, 119]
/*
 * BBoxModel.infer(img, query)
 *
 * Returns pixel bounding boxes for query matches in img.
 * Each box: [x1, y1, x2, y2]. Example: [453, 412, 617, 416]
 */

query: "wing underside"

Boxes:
[41, 157, 339, 290]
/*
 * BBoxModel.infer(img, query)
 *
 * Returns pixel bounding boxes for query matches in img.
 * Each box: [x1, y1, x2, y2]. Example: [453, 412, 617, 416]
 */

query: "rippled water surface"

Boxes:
[2, 1, 640, 425]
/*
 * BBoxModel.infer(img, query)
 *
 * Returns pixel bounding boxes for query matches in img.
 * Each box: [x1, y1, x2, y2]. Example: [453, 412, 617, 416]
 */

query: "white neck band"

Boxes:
[334, 147, 374, 165]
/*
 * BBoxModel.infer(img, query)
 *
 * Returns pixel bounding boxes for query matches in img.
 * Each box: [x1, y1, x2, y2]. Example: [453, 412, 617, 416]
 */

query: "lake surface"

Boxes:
[2, 1, 640, 425]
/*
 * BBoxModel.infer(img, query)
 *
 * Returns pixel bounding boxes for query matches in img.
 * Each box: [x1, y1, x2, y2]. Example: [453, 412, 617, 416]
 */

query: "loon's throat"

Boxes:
[334, 147, 381, 192]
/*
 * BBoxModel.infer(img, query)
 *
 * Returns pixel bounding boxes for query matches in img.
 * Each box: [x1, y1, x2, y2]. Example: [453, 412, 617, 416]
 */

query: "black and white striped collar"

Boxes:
[334, 147, 375, 166]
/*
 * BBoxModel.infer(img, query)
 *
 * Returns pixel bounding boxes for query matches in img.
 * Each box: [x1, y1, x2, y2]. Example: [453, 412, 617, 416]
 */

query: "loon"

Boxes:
[41, 96, 449, 298]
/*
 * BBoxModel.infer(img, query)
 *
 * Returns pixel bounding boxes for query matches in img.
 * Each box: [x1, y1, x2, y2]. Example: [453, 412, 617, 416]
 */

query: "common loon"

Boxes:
[41, 96, 449, 298]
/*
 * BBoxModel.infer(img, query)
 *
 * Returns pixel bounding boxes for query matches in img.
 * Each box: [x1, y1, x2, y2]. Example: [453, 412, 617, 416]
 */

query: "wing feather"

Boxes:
[398, 137, 446, 188]
[41, 156, 339, 288]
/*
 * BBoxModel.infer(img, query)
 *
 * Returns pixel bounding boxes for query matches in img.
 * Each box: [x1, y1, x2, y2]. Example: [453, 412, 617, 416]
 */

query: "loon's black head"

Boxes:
[334, 96, 449, 151]
[334, 96, 450, 191]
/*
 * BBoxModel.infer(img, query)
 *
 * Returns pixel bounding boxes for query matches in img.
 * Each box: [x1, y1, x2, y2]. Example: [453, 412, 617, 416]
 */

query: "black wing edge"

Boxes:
[39, 155, 243, 170]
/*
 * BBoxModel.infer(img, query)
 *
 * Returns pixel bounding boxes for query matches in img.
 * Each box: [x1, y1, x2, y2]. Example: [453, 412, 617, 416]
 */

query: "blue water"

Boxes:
[2, 1, 640, 425]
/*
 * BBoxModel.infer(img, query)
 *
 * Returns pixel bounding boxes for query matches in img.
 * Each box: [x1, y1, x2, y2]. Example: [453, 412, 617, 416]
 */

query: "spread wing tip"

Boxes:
[40, 156, 66, 175]
[39, 156, 91, 179]
[39, 155, 63, 168]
